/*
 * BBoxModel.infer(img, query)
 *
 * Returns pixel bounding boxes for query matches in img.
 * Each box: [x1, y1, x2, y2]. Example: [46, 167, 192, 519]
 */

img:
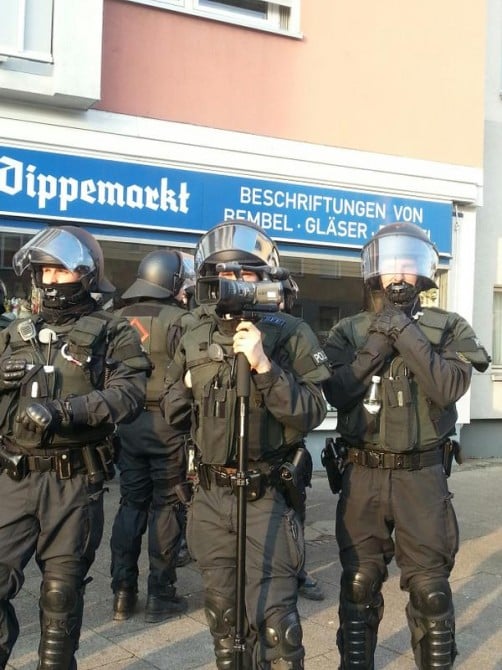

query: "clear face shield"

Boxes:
[13, 227, 96, 282]
[195, 221, 280, 276]
[361, 233, 438, 287]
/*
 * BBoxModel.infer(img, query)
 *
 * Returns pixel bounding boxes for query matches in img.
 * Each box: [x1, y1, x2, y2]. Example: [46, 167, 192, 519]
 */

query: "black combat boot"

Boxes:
[113, 583, 138, 621]
[144, 584, 188, 623]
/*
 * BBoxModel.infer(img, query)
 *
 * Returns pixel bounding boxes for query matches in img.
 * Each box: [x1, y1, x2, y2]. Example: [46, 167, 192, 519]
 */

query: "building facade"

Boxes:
[0, 0, 488, 459]
[461, 0, 502, 457]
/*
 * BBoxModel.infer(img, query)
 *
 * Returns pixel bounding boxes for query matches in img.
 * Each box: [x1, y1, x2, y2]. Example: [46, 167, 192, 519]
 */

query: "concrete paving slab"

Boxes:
[4, 459, 502, 669]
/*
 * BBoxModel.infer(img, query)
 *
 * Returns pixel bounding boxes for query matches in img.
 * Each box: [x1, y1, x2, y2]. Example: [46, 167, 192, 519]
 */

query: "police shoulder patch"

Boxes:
[312, 349, 328, 366]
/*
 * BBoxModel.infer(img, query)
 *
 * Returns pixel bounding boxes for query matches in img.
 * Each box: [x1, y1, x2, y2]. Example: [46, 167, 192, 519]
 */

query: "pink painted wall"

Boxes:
[96, 0, 485, 167]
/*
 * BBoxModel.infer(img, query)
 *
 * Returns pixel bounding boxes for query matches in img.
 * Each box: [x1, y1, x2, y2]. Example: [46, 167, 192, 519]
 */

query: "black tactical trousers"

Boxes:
[0, 471, 104, 668]
[110, 409, 186, 596]
[188, 482, 305, 669]
[336, 462, 459, 669]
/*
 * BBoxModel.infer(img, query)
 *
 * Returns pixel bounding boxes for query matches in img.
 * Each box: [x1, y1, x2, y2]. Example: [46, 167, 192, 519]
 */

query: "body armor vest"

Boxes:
[116, 301, 187, 404]
[0, 311, 128, 451]
[181, 312, 306, 465]
[337, 307, 489, 452]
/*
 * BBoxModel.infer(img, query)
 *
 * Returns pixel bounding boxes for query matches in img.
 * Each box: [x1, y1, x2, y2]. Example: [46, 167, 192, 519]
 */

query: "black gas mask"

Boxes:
[41, 281, 89, 310]
[383, 281, 420, 316]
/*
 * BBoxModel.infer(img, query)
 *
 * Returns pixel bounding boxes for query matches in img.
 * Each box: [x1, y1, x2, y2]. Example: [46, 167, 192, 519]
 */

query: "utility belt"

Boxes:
[198, 463, 270, 502]
[347, 446, 443, 470]
[195, 444, 312, 515]
[0, 440, 115, 483]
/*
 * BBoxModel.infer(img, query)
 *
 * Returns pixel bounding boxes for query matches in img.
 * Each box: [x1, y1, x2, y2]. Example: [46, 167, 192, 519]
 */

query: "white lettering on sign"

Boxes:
[392, 204, 424, 223]
[0, 156, 190, 214]
[223, 208, 293, 232]
[239, 186, 387, 219]
[305, 217, 368, 238]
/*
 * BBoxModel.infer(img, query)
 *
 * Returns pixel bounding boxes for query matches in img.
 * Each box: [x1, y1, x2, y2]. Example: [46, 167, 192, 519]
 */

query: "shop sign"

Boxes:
[0, 145, 453, 255]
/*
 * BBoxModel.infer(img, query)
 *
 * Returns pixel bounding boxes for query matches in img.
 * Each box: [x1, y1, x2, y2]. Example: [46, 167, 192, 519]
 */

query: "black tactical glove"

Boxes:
[364, 331, 395, 358]
[368, 303, 411, 341]
[0, 358, 27, 391]
[17, 399, 73, 437]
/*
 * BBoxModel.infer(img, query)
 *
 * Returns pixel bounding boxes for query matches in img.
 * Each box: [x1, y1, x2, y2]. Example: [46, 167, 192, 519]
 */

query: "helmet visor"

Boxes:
[13, 227, 96, 279]
[361, 233, 438, 284]
[195, 222, 279, 275]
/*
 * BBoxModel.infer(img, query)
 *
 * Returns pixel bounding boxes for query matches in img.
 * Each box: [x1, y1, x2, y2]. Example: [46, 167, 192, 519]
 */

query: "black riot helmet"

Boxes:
[195, 219, 280, 279]
[361, 222, 438, 306]
[13, 225, 115, 312]
[122, 249, 195, 302]
[13, 225, 115, 293]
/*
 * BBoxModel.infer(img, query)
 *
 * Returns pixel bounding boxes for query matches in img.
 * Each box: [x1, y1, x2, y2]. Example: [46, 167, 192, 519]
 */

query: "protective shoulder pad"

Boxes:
[445, 310, 491, 372]
[259, 312, 329, 380]
[105, 313, 153, 371]
[416, 307, 450, 346]
[420, 307, 491, 372]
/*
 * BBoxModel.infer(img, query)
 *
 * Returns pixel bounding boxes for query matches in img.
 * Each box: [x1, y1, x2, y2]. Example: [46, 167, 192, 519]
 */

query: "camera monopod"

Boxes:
[234, 351, 250, 668]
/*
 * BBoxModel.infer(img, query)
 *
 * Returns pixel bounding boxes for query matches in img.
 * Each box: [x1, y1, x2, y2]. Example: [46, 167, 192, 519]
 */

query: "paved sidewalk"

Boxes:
[6, 459, 502, 669]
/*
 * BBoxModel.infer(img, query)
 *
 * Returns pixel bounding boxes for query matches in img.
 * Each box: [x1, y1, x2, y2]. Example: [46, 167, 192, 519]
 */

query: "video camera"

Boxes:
[196, 263, 288, 315]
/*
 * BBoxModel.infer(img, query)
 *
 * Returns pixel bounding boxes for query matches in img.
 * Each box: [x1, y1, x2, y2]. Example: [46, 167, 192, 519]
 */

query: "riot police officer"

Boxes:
[322, 222, 490, 669]
[160, 220, 330, 669]
[110, 249, 195, 623]
[0, 225, 150, 668]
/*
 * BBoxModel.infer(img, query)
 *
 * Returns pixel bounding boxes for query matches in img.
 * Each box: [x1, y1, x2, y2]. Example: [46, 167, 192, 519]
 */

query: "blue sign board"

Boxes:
[0, 145, 453, 256]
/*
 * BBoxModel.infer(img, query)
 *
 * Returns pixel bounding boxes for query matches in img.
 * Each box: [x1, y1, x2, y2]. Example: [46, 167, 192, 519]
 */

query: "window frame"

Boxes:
[492, 286, 502, 367]
[0, 0, 54, 64]
[0, 0, 103, 109]
[121, 0, 302, 38]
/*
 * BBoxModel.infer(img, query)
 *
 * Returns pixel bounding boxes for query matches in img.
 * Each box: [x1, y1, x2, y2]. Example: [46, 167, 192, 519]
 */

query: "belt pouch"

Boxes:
[0, 444, 27, 481]
[199, 385, 236, 464]
[96, 443, 116, 480]
[82, 446, 104, 484]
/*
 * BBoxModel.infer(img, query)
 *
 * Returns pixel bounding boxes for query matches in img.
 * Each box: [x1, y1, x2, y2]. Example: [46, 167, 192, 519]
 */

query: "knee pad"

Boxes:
[39, 580, 83, 669]
[40, 579, 79, 617]
[204, 592, 236, 638]
[204, 592, 239, 670]
[340, 567, 383, 606]
[338, 567, 383, 667]
[408, 578, 456, 668]
[410, 577, 452, 618]
[262, 609, 303, 663]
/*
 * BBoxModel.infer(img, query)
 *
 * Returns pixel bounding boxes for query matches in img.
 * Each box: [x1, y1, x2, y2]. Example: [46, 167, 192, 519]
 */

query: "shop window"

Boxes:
[0, 0, 53, 63]
[0, 232, 32, 309]
[122, 0, 300, 35]
[492, 288, 502, 366]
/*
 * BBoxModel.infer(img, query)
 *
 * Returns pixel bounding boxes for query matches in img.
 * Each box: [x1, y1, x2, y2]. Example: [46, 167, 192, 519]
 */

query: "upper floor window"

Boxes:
[123, 0, 301, 36]
[0, 0, 103, 110]
[0, 0, 53, 63]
